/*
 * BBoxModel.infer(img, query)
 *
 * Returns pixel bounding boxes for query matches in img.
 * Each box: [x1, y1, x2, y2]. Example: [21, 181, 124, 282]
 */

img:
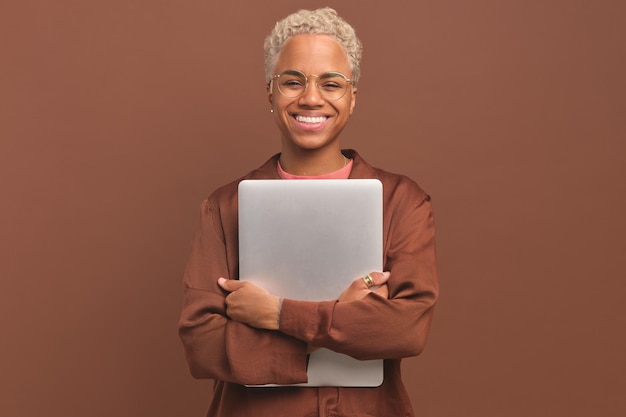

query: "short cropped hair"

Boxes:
[263, 7, 363, 84]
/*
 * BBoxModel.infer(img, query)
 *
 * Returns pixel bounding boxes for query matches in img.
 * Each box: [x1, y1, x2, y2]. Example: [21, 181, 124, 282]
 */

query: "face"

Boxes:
[267, 34, 357, 154]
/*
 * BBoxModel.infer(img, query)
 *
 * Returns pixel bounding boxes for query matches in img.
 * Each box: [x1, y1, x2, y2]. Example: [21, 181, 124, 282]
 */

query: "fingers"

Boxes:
[376, 271, 391, 285]
[360, 271, 390, 289]
[339, 271, 391, 302]
[217, 277, 247, 292]
[217, 278, 281, 330]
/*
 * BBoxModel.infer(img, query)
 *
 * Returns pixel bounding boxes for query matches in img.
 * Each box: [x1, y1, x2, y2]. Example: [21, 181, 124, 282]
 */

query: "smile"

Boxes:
[294, 115, 328, 124]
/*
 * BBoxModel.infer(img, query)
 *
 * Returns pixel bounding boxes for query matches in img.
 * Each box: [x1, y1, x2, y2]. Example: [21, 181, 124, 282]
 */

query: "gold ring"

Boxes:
[362, 274, 374, 288]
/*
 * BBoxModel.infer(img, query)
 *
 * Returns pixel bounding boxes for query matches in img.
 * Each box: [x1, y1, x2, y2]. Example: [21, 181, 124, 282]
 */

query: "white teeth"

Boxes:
[295, 115, 327, 124]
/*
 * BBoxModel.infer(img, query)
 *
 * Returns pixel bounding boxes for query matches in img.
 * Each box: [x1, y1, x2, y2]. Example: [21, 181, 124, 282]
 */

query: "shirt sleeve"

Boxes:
[178, 199, 309, 385]
[278, 191, 439, 361]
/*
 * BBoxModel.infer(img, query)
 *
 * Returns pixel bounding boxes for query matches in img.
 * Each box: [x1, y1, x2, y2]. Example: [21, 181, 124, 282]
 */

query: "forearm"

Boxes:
[279, 291, 436, 360]
[280, 194, 439, 360]
[179, 287, 308, 385]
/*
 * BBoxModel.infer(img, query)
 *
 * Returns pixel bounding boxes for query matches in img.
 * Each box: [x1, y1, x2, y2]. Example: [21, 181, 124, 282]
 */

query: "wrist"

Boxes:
[276, 297, 284, 329]
[264, 295, 282, 330]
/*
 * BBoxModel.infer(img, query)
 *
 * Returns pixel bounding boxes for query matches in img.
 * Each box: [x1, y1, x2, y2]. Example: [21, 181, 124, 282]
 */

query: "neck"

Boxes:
[279, 148, 347, 176]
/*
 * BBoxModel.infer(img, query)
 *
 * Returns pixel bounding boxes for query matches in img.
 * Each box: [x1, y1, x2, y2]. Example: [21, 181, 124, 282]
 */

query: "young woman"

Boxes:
[179, 8, 439, 417]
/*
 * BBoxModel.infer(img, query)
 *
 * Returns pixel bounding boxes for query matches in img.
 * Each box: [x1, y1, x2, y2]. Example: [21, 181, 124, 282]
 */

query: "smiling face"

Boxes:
[267, 34, 357, 156]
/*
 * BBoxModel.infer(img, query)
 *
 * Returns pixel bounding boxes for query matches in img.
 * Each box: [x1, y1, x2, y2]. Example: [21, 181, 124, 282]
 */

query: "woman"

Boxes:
[179, 7, 439, 417]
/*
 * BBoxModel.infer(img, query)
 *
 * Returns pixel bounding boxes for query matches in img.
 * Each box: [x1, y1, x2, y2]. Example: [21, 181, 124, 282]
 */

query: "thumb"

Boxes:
[217, 277, 246, 292]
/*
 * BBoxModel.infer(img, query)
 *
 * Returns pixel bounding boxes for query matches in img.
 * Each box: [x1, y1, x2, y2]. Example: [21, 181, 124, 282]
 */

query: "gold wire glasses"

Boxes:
[270, 69, 353, 101]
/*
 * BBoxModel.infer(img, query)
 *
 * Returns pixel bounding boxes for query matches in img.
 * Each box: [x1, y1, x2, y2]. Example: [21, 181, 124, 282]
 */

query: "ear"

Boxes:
[267, 83, 273, 106]
[349, 86, 358, 115]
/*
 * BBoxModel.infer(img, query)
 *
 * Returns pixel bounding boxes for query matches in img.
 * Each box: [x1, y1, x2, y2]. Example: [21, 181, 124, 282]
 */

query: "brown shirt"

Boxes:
[179, 150, 439, 417]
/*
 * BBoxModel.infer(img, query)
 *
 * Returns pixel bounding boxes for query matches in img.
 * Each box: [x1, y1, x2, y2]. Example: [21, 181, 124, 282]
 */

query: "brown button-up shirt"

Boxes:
[179, 150, 439, 417]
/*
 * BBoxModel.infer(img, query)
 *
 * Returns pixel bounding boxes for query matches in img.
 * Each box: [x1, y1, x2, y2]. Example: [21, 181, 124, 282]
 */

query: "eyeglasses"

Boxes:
[270, 69, 353, 101]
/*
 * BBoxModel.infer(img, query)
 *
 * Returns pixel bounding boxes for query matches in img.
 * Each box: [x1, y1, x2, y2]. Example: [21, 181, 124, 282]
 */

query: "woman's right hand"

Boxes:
[337, 271, 390, 302]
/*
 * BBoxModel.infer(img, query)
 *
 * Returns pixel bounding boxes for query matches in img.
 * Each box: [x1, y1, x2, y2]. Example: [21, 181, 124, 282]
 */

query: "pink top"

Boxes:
[277, 158, 353, 179]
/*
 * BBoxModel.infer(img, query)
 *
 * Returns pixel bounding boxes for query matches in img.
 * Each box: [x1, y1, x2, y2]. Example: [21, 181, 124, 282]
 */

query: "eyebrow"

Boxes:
[319, 71, 347, 79]
[282, 69, 306, 76]
[279, 69, 348, 79]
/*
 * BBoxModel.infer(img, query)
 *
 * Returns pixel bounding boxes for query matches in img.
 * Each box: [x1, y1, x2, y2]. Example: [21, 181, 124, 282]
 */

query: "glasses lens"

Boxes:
[275, 71, 350, 101]
[276, 71, 307, 98]
[317, 72, 349, 101]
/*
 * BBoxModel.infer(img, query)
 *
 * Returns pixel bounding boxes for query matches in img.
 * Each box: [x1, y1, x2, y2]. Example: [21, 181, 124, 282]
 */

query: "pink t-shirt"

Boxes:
[277, 158, 353, 179]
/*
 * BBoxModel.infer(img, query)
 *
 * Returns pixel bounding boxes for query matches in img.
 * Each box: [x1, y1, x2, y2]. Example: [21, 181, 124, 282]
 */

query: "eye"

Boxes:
[321, 81, 342, 90]
[281, 77, 305, 89]
[320, 76, 346, 91]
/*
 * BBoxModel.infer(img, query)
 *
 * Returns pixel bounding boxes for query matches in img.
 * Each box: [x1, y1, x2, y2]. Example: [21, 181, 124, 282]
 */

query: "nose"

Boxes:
[298, 76, 324, 106]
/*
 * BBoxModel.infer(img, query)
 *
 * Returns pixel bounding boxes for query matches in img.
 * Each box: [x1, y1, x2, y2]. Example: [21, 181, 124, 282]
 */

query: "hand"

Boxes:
[218, 278, 281, 330]
[338, 271, 391, 302]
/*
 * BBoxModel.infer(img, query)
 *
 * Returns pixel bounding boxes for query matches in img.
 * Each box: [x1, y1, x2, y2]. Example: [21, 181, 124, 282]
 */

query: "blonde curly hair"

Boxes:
[263, 7, 363, 84]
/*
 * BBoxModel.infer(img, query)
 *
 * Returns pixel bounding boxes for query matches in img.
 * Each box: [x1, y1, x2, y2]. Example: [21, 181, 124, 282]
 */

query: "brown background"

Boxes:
[1, 0, 625, 416]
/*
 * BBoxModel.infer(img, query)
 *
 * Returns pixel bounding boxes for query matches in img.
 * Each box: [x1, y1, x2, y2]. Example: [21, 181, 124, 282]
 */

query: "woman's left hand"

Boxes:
[338, 271, 391, 302]
[218, 278, 281, 330]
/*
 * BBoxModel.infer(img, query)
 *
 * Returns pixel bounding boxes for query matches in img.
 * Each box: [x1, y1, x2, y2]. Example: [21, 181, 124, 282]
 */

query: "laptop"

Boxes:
[238, 179, 384, 387]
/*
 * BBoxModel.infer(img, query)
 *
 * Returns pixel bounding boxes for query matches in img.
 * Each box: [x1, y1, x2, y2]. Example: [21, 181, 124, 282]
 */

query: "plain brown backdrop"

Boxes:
[1, 0, 625, 416]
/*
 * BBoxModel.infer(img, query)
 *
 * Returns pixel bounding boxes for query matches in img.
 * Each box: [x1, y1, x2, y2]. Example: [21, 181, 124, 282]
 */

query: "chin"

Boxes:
[291, 139, 337, 152]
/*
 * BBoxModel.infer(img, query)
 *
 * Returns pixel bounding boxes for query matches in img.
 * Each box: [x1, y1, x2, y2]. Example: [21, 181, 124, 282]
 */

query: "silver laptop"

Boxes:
[238, 179, 383, 387]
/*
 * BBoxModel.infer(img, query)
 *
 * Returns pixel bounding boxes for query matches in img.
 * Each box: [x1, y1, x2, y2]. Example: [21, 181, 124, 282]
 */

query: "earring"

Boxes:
[270, 108, 274, 113]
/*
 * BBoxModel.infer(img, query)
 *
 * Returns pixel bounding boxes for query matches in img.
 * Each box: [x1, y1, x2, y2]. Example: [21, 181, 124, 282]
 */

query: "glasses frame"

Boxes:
[269, 69, 354, 101]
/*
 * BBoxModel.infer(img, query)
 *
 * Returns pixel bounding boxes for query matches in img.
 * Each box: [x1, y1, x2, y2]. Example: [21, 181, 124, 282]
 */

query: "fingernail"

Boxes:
[218, 277, 226, 285]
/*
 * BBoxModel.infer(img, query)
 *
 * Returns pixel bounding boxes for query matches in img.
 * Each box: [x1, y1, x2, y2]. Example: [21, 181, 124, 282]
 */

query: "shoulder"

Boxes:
[351, 153, 436, 239]
[375, 168, 432, 224]
[377, 167, 429, 200]
[350, 150, 430, 208]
